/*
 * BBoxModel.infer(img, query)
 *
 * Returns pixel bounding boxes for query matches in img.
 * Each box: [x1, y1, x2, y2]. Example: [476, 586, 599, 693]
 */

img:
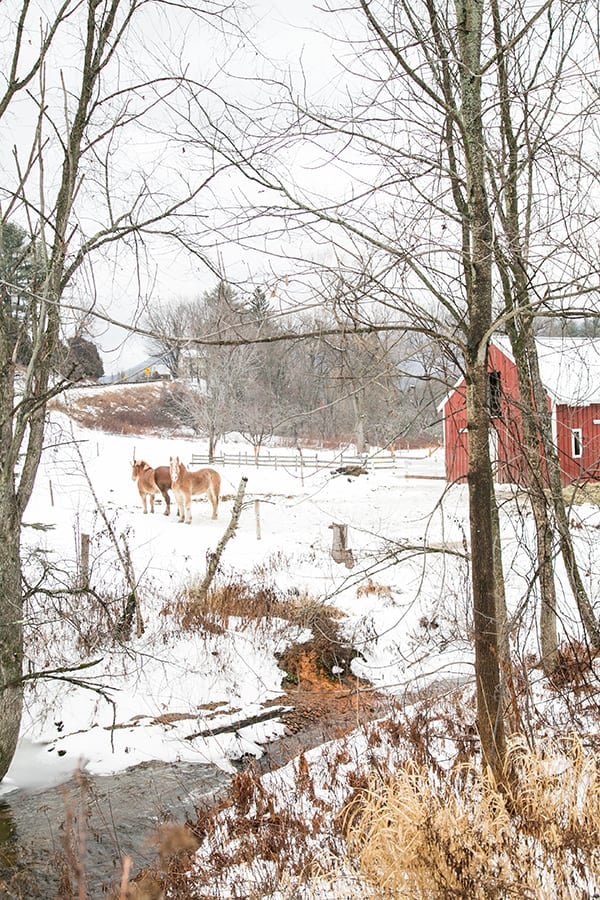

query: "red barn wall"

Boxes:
[443, 381, 469, 483]
[443, 344, 540, 485]
[556, 404, 600, 483]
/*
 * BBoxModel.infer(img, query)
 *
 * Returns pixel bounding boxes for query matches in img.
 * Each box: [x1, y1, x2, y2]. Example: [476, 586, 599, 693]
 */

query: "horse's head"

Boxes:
[132, 460, 150, 480]
[169, 456, 181, 483]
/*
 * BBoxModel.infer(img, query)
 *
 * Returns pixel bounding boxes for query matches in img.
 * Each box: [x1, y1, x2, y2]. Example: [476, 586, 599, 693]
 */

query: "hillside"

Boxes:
[50, 381, 190, 436]
[50, 381, 440, 453]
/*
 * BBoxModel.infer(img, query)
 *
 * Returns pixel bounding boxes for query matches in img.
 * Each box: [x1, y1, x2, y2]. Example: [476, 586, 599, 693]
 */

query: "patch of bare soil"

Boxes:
[252, 639, 392, 774]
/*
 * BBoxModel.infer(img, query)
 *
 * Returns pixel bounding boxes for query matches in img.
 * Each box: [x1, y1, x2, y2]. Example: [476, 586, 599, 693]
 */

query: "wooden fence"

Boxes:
[190, 449, 437, 472]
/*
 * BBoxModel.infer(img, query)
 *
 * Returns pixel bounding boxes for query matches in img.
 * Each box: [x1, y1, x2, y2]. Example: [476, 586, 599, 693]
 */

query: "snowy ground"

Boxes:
[3, 410, 597, 797]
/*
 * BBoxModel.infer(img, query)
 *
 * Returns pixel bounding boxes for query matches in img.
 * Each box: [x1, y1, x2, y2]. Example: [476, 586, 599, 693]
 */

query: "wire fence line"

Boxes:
[190, 448, 440, 473]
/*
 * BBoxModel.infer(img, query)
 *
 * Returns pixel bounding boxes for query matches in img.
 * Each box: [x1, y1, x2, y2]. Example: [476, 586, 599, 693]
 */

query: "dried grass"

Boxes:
[342, 734, 600, 899]
[563, 482, 600, 507]
[49, 383, 186, 435]
[120, 699, 600, 900]
[163, 577, 339, 635]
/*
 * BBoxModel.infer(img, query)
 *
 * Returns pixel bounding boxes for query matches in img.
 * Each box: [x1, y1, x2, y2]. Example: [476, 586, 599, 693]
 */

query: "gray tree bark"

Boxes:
[457, 0, 507, 783]
[0, 502, 24, 778]
[489, 0, 600, 660]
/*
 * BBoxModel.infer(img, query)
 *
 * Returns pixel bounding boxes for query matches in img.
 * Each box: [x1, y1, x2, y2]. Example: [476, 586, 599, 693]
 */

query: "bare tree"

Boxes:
[144, 300, 195, 377]
[323, 328, 405, 452]
[487, 0, 600, 664]
[233, 0, 508, 782]
[0, 0, 238, 781]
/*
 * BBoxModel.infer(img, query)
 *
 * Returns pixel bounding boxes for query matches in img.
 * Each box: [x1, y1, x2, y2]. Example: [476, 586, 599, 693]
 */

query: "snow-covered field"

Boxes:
[3, 410, 597, 798]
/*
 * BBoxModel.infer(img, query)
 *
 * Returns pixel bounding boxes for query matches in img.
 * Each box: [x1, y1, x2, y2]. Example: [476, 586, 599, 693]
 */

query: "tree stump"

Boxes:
[330, 523, 355, 568]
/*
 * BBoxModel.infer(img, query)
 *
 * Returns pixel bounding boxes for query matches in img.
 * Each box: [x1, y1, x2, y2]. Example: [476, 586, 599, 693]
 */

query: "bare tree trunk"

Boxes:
[351, 392, 366, 454]
[533, 494, 559, 673]
[489, 0, 599, 656]
[516, 349, 559, 671]
[0, 508, 24, 780]
[503, 325, 559, 673]
[491, 493, 511, 679]
[0, 0, 236, 781]
[455, 0, 507, 784]
[527, 349, 600, 647]
[504, 308, 598, 654]
[208, 427, 217, 465]
[466, 362, 507, 782]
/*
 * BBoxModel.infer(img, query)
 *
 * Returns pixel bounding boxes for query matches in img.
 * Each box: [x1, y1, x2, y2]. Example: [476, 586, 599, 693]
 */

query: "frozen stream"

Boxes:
[0, 744, 232, 897]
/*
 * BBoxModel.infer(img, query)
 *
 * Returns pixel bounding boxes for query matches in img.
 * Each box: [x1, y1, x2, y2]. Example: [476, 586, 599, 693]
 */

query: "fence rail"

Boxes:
[190, 450, 435, 472]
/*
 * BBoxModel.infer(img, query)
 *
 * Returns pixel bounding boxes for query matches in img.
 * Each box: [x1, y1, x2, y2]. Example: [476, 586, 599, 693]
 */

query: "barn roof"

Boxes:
[493, 335, 600, 406]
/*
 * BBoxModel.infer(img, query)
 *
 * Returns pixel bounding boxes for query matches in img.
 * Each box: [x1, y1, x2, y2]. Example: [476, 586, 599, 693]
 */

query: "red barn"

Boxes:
[440, 336, 600, 486]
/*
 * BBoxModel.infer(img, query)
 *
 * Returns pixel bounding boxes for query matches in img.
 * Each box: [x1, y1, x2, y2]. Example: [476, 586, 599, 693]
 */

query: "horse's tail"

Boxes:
[206, 469, 220, 519]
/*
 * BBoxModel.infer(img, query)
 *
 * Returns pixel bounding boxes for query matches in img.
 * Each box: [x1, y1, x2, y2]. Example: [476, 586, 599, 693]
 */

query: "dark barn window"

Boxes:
[488, 370, 502, 418]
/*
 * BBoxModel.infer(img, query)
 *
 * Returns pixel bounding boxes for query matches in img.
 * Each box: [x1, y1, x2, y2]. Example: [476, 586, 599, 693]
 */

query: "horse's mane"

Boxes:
[133, 459, 152, 471]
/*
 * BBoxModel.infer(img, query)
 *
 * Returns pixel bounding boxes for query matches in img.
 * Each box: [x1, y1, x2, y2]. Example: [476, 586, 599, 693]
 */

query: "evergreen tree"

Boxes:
[247, 286, 270, 326]
[61, 335, 104, 381]
[0, 221, 38, 365]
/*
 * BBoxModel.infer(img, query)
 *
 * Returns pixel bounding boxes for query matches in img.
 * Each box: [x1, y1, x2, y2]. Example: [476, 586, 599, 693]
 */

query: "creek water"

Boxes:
[0, 712, 363, 898]
[0, 678, 397, 897]
[0, 756, 233, 898]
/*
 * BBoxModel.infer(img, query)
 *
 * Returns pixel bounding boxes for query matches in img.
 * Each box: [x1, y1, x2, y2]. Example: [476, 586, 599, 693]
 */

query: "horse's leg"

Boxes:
[184, 489, 192, 524]
[209, 486, 218, 519]
[161, 488, 171, 516]
[139, 488, 148, 513]
[149, 492, 155, 514]
[174, 488, 184, 522]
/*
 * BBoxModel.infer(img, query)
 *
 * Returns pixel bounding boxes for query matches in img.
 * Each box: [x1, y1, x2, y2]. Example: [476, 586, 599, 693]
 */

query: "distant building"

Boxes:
[439, 336, 600, 485]
[101, 357, 171, 384]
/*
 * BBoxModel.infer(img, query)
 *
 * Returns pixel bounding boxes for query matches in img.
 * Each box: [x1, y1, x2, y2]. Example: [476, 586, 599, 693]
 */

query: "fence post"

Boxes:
[330, 523, 354, 568]
[80, 533, 90, 588]
[254, 499, 261, 540]
[49, 480, 54, 507]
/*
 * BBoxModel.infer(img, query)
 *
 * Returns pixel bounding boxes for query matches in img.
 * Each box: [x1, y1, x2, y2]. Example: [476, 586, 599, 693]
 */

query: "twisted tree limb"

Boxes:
[196, 477, 248, 602]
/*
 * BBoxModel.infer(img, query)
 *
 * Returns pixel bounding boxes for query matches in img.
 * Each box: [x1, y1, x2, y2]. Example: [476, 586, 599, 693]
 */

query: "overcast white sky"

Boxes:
[95, 0, 342, 375]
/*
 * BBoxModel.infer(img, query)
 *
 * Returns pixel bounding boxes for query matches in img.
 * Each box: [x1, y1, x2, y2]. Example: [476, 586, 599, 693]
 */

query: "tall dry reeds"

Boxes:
[342, 734, 600, 899]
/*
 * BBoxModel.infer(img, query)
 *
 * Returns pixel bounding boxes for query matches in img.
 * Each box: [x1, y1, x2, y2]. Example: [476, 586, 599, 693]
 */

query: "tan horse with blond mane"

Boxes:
[131, 460, 172, 515]
[169, 456, 221, 523]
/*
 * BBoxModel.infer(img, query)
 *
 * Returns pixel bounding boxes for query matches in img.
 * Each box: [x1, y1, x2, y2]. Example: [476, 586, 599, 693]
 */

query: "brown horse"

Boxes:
[131, 460, 172, 515]
[169, 456, 220, 523]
